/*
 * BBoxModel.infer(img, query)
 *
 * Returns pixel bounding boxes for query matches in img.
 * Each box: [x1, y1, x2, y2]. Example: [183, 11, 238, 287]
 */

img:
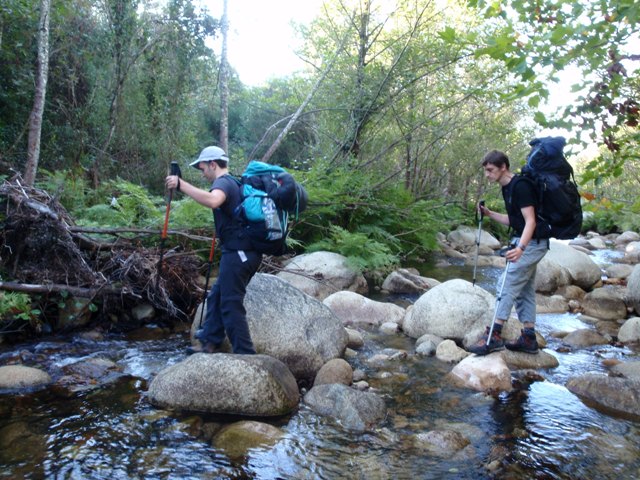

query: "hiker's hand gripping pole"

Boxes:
[156, 161, 181, 289]
[198, 233, 216, 327]
[472, 200, 485, 287]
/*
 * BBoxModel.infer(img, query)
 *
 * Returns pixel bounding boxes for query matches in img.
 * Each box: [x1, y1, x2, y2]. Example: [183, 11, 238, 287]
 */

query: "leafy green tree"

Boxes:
[463, 0, 639, 176]
[0, 0, 39, 168]
[294, 0, 532, 204]
[1, 0, 222, 191]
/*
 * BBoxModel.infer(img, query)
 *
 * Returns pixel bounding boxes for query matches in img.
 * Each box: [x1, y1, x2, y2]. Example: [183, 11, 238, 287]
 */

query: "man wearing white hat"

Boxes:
[165, 146, 261, 354]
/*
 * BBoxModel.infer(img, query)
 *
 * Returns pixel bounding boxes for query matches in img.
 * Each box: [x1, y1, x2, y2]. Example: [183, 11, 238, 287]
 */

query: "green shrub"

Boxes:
[297, 162, 465, 272]
[36, 169, 91, 213]
[307, 225, 399, 273]
[73, 179, 163, 229]
[581, 209, 619, 234]
[77, 204, 124, 227]
[107, 180, 162, 228]
[0, 292, 41, 322]
[166, 197, 214, 231]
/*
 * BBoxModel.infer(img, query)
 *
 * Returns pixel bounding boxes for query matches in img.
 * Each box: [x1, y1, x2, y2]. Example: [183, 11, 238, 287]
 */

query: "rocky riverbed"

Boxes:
[1, 231, 640, 479]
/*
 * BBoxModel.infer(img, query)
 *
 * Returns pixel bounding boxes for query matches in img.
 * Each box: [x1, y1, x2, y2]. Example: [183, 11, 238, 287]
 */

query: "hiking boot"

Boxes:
[186, 342, 221, 355]
[506, 330, 539, 354]
[467, 326, 505, 355]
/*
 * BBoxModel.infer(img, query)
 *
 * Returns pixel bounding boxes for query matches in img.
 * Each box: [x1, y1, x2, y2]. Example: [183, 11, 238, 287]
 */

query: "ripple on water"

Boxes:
[496, 380, 640, 480]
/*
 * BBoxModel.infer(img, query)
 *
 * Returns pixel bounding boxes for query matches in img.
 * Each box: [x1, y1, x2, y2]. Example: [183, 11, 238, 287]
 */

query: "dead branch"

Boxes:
[68, 226, 212, 243]
[0, 178, 204, 325]
[260, 28, 350, 163]
[0, 280, 122, 298]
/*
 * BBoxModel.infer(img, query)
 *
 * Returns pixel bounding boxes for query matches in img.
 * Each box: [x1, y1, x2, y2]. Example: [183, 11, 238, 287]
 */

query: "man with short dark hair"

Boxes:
[467, 149, 549, 355]
[165, 146, 261, 354]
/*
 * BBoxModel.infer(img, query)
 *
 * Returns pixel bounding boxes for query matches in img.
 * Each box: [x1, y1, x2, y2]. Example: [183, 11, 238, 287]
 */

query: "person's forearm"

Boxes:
[487, 209, 510, 226]
[166, 175, 222, 209]
[519, 216, 536, 248]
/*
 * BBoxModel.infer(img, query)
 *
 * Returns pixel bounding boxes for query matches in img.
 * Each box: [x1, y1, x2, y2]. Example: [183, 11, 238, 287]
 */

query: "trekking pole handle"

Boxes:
[170, 161, 182, 192]
[478, 200, 485, 220]
[170, 161, 181, 178]
[161, 162, 181, 240]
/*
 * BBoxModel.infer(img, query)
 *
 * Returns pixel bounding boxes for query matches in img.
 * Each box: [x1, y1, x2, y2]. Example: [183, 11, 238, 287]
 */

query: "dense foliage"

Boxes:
[460, 0, 639, 211]
[1, 0, 638, 294]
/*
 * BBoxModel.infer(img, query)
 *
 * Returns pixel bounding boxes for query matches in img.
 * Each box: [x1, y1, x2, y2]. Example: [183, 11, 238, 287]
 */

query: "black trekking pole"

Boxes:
[198, 233, 216, 327]
[472, 200, 485, 287]
[156, 161, 181, 289]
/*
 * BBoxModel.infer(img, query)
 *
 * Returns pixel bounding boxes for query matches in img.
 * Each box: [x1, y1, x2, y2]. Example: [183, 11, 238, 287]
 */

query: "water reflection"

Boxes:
[491, 380, 640, 480]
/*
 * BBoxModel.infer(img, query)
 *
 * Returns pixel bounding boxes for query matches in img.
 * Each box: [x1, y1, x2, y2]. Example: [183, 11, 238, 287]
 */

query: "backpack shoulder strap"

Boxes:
[507, 173, 528, 204]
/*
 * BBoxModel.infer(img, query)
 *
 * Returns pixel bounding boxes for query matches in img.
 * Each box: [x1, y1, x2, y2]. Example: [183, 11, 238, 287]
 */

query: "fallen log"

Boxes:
[69, 226, 212, 243]
[0, 280, 126, 298]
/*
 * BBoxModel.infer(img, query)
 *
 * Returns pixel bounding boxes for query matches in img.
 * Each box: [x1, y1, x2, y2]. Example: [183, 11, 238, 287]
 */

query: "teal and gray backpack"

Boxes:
[234, 160, 308, 255]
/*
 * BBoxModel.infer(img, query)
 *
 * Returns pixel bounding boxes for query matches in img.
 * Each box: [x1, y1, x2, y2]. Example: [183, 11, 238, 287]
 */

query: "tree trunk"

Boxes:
[260, 30, 348, 164]
[23, 0, 51, 186]
[88, 0, 139, 188]
[218, 0, 229, 152]
[343, 2, 371, 159]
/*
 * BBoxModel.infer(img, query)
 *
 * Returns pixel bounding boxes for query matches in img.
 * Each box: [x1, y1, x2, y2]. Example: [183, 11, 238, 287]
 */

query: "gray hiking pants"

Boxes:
[495, 238, 549, 324]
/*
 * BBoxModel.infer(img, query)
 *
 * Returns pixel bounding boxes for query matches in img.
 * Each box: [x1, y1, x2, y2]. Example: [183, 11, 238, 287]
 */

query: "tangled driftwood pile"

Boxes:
[0, 177, 204, 334]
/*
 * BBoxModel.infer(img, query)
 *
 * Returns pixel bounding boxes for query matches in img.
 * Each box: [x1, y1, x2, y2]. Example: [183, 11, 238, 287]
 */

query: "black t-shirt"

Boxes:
[502, 175, 537, 237]
[210, 175, 250, 251]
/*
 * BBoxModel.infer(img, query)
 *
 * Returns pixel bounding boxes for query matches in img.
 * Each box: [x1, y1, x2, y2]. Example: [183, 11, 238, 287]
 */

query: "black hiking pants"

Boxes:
[199, 249, 262, 354]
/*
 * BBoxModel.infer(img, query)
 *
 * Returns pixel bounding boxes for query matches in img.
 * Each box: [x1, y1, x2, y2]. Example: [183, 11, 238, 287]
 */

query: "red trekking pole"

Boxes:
[198, 234, 216, 326]
[156, 161, 181, 289]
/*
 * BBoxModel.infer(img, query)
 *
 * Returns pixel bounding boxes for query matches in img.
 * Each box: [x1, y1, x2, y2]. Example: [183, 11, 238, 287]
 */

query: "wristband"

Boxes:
[517, 243, 526, 251]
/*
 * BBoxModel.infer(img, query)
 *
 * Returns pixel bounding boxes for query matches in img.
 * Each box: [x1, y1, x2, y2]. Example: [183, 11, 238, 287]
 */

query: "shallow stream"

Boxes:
[1, 251, 639, 479]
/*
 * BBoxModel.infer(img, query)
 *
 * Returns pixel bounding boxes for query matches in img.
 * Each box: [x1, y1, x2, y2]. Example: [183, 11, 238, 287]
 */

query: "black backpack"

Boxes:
[234, 161, 308, 256]
[516, 136, 583, 240]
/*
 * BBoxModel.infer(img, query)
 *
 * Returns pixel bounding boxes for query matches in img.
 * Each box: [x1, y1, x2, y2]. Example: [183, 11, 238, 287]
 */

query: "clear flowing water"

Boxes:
[1, 250, 639, 479]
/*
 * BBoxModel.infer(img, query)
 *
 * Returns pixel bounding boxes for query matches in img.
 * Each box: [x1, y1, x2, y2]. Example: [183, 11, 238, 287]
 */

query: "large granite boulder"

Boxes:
[412, 430, 472, 458]
[276, 251, 367, 300]
[535, 240, 602, 292]
[212, 421, 284, 459]
[313, 358, 353, 387]
[0, 365, 51, 390]
[614, 231, 640, 247]
[381, 268, 440, 294]
[147, 353, 299, 416]
[323, 290, 405, 327]
[581, 286, 628, 321]
[610, 361, 640, 380]
[624, 241, 640, 262]
[562, 329, 610, 348]
[447, 354, 512, 392]
[566, 373, 640, 419]
[618, 317, 640, 344]
[245, 274, 349, 382]
[192, 274, 349, 383]
[435, 339, 470, 364]
[501, 350, 559, 370]
[303, 383, 386, 433]
[403, 279, 494, 347]
[446, 226, 501, 252]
